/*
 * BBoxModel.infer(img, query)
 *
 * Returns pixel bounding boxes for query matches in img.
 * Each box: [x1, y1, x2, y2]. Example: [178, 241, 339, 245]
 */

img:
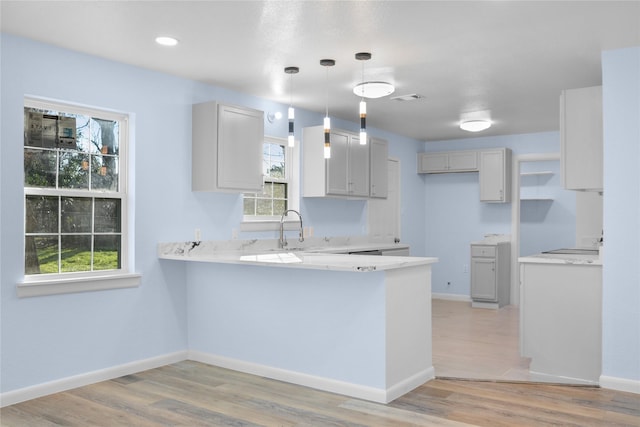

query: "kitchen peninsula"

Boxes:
[158, 238, 438, 403]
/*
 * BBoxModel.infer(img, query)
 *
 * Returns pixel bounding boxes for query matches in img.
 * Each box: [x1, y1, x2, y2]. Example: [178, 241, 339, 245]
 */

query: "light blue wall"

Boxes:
[601, 46, 640, 383]
[0, 34, 425, 393]
[519, 160, 576, 256]
[421, 132, 575, 295]
[2, 33, 638, 393]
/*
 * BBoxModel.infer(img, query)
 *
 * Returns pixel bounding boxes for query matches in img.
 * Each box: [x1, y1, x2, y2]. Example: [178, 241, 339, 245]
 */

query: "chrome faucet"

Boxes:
[279, 209, 304, 249]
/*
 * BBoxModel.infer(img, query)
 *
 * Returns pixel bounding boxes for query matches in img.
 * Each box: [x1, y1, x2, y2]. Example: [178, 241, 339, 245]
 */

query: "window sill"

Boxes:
[240, 219, 302, 232]
[17, 273, 141, 298]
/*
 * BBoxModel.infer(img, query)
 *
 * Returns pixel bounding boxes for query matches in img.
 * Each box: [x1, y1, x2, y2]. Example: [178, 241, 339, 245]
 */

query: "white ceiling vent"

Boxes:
[390, 94, 423, 101]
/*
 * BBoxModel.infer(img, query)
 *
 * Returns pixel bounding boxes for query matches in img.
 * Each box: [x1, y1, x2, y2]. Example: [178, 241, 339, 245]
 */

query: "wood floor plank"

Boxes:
[2, 361, 639, 427]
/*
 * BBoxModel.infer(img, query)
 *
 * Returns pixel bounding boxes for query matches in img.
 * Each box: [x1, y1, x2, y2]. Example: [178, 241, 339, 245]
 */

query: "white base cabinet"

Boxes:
[192, 101, 264, 192]
[470, 242, 510, 308]
[519, 260, 602, 384]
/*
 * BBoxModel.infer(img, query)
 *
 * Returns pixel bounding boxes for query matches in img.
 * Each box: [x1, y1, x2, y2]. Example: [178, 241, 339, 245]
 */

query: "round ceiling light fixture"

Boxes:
[459, 119, 492, 132]
[155, 36, 179, 46]
[352, 81, 395, 99]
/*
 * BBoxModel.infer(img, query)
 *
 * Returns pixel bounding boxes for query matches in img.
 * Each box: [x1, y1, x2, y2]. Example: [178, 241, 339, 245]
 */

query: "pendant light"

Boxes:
[284, 66, 299, 147]
[355, 52, 371, 145]
[320, 59, 335, 159]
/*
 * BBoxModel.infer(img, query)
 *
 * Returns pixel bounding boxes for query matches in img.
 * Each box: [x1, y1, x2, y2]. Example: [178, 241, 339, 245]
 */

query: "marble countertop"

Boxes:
[518, 253, 602, 266]
[158, 237, 437, 272]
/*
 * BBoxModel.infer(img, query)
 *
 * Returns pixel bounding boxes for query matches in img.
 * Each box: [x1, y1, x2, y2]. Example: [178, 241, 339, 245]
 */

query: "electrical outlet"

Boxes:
[232, 228, 238, 239]
[194, 228, 201, 242]
[308, 226, 314, 237]
[463, 264, 469, 273]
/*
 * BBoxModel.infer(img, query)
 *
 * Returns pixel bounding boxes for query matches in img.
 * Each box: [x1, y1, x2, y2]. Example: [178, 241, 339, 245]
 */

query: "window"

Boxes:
[20, 98, 139, 297]
[242, 136, 299, 225]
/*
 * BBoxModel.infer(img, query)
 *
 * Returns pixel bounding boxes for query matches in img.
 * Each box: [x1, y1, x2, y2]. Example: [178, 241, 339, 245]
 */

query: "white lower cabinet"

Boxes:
[470, 242, 510, 308]
[520, 260, 602, 383]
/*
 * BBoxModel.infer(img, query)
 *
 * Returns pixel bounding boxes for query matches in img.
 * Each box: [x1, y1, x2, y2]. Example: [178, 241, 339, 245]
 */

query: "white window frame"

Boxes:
[241, 135, 300, 232]
[18, 97, 140, 297]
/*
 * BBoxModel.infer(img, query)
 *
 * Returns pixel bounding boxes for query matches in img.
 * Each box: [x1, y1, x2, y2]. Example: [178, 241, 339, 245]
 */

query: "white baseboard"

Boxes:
[600, 375, 640, 394]
[0, 351, 188, 408]
[189, 350, 434, 403]
[431, 292, 472, 302]
[529, 370, 599, 386]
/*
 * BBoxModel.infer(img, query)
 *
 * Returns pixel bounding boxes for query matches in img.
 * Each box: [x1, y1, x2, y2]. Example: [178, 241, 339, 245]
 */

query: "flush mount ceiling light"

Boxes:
[460, 119, 492, 132]
[155, 36, 179, 46]
[352, 81, 395, 99]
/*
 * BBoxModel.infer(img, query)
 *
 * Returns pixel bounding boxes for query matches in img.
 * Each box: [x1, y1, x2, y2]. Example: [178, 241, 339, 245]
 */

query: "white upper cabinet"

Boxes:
[479, 148, 512, 203]
[303, 126, 376, 199]
[417, 150, 478, 173]
[369, 137, 388, 198]
[192, 101, 264, 192]
[560, 86, 603, 192]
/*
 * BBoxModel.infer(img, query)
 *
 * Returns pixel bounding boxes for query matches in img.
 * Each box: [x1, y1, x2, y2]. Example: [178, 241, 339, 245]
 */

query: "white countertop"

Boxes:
[519, 253, 602, 266]
[158, 237, 437, 272]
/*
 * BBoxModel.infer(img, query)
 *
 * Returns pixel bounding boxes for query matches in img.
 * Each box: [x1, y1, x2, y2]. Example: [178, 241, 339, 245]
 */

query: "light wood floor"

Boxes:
[432, 299, 532, 381]
[2, 360, 639, 426]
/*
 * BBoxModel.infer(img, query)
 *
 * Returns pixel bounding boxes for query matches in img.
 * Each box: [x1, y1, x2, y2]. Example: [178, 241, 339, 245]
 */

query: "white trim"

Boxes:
[600, 375, 640, 394]
[22, 97, 135, 294]
[510, 152, 561, 306]
[189, 350, 432, 403]
[431, 292, 472, 302]
[529, 370, 599, 386]
[17, 273, 141, 298]
[241, 135, 300, 230]
[385, 367, 435, 403]
[0, 351, 187, 408]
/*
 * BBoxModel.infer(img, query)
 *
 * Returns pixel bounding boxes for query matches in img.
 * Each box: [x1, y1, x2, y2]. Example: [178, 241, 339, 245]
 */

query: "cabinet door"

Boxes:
[471, 258, 497, 301]
[448, 151, 478, 172]
[325, 131, 350, 196]
[348, 135, 370, 197]
[369, 138, 388, 198]
[217, 104, 263, 191]
[561, 86, 603, 191]
[418, 153, 448, 173]
[479, 149, 511, 203]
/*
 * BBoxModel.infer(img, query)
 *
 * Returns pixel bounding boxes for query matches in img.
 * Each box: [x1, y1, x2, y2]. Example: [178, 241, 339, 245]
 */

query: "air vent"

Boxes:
[390, 93, 423, 101]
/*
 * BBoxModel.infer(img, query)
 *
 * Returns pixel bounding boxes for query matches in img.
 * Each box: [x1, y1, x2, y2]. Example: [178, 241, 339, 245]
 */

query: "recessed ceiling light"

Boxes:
[155, 36, 179, 47]
[353, 81, 395, 99]
[460, 119, 492, 132]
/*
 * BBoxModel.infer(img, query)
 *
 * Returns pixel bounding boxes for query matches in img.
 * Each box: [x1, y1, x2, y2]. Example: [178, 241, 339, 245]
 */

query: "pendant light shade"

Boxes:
[284, 66, 299, 147]
[355, 52, 371, 145]
[320, 59, 335, 159]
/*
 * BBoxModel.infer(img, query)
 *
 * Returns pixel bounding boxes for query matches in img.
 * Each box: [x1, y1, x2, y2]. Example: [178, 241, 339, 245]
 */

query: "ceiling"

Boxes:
[2, 1, 639, 142]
